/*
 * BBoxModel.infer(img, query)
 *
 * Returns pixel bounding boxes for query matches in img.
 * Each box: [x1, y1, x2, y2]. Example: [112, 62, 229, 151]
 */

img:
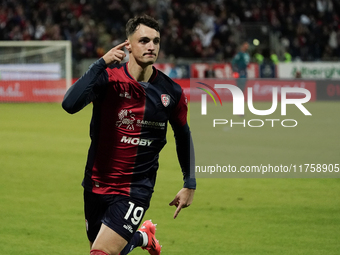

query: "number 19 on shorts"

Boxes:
[124, 201, 144, 225]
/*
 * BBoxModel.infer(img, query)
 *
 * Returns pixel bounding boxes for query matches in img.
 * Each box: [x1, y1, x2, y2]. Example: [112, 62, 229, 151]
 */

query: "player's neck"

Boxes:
[127, 60, 153, 82]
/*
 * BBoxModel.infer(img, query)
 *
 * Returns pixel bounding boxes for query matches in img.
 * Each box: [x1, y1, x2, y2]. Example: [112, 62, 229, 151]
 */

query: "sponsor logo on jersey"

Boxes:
[161, 94, 170, 107]
[136, 119, 166, 130]
[120, 136, 153, 146]
[116, 109, 135, 130]
[119, 91, 131, 99]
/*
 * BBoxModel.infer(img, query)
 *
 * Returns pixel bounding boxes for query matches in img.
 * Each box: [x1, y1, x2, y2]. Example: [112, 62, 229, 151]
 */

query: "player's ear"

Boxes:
[125, 39, 132, 53]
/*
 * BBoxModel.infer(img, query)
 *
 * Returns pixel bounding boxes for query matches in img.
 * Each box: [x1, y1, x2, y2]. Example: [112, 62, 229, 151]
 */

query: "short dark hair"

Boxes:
[125, 15, 160, 38]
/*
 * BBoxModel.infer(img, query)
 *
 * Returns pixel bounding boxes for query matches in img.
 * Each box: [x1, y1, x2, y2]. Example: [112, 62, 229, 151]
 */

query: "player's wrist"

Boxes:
[101, 56, 110, 66]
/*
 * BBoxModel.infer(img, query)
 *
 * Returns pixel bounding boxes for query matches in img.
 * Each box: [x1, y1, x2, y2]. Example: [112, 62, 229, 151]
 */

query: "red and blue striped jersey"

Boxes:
[62, 58, 195, 200]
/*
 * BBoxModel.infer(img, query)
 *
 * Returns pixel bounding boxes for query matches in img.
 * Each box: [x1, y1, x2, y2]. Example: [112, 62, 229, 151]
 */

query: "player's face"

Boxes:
[127, 24, 160, 66]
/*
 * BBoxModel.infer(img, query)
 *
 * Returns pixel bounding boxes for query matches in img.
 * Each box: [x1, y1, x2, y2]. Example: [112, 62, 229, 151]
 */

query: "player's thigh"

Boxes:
[101, 196, 149, 242]
[92, 224, 128, 255]
[84, 190, 109, 243]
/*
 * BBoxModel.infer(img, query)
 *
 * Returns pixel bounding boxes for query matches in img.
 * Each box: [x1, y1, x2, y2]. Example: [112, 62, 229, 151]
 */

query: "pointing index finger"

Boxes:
[173, 204, 183, 219]
[114, 41, 128, 50]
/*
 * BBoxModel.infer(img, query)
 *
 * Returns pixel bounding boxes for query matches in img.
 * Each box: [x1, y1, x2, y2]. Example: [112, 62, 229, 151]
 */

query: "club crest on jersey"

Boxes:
[161, 94, 170, 107]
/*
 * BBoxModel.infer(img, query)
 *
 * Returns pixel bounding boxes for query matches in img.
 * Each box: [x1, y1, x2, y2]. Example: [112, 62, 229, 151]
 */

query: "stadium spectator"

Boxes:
[1, 0, 340, 62]
[231, 41, 250, 91]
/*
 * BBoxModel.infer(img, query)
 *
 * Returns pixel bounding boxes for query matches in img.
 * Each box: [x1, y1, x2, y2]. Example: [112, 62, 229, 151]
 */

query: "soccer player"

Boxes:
[62, 15, 196, 255]
[231, 41, 250, 91]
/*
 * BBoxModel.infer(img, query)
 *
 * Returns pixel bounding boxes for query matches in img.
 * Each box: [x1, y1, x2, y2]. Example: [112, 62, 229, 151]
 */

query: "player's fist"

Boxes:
[102, 41, 128, 65]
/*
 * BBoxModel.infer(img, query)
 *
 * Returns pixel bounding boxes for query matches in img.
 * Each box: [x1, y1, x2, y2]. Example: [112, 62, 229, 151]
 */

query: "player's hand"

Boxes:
[102, 41, 128, 65]
[169, 188, 195, 219]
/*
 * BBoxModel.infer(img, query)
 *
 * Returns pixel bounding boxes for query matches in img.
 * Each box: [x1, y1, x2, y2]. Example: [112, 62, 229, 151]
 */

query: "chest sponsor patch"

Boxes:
[161, 94, 170, 107]
[116, 109, 135, 130]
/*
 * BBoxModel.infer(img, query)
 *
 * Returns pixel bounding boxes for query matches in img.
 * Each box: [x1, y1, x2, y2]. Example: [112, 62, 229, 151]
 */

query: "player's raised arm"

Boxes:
[102, 41, 128, 65]
[62, 58, 106, 114]
[62, 41, 128, 114]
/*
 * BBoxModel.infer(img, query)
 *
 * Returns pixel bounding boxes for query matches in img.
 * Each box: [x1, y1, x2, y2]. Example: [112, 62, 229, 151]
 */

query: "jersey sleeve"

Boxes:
[62, 58, 108, 114]
[170, 89, 196, 189]
[169, 89, 188, 127]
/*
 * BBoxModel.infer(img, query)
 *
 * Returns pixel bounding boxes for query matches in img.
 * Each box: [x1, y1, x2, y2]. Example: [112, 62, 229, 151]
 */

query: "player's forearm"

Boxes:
[173, 123, 197, 189]
[62, 58, 107, 114]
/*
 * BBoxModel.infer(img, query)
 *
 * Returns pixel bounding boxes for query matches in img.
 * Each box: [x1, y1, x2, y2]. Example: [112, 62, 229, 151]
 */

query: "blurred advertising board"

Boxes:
[153, 63, 190, 78]
[277, 62, 340, 79]
[259, 63, 276, 78]
[190, 63, 259, 78]
[245, 79, 316, 101]
[316, 81, 340, 100]
[0, 63, 61, 80]
[0, 80, 66, 102]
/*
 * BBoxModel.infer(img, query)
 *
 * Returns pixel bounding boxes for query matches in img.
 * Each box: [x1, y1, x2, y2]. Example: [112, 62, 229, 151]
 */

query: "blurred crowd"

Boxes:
[1, 0, 340, 62]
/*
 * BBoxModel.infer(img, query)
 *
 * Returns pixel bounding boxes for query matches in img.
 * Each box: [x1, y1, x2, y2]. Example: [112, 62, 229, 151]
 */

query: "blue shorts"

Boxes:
[84, 190, 150, 242]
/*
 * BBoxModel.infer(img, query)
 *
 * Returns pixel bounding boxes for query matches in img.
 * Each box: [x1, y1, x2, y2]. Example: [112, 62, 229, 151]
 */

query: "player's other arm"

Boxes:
[62, 42, 127, 114]
[172, 122, 196, 189]
[169, 122, 196, 219]
[169, 90, 196, 219]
